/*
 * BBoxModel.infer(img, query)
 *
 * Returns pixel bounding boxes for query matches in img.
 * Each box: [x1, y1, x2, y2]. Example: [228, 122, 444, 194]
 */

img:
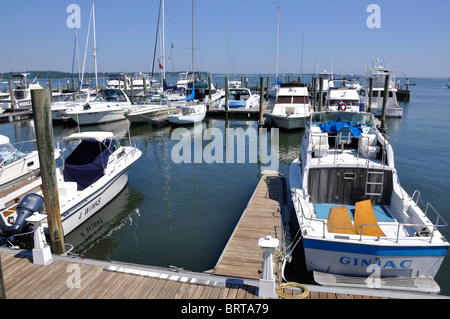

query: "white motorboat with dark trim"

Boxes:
[0, 74, 43, 111]
[270, 81, 312, 129]
[0, 131, 142, 236]
[359, 59, 403, 118]
[289, 111, 448, 287]
[65, 88, 132, 125]
[323, 79, 364, 113]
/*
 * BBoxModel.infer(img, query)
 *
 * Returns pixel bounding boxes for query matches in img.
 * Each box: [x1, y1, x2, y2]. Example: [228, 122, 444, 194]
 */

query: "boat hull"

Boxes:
[302, 237, 448, 279]
[60, 168, 130, 235]
[271, 115, 307, 129]
[126, 107, 174, 124]
[168, 112, 206, 124]
[69, 109, 127, 125]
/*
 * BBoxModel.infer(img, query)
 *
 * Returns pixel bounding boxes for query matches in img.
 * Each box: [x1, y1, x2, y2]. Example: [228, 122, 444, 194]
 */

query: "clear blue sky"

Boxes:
[1, 0, 449, 77]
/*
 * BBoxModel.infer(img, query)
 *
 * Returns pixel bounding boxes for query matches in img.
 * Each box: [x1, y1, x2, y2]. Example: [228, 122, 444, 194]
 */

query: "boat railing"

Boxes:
[293, 190, 448, 243]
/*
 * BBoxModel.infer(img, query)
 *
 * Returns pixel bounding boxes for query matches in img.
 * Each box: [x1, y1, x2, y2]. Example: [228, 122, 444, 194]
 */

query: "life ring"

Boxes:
[340, 103, 347, 111]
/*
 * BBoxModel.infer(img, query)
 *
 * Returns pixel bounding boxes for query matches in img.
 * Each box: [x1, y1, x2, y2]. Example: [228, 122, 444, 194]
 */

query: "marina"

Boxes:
[0, 0, 449, 303]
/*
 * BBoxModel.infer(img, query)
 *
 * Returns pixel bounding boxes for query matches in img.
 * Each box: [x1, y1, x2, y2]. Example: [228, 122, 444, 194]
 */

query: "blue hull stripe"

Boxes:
[304, 238, 448, 257]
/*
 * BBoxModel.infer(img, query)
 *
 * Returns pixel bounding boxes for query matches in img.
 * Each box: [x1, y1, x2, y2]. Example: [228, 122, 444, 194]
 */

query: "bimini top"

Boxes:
[63, 132, 114, 143]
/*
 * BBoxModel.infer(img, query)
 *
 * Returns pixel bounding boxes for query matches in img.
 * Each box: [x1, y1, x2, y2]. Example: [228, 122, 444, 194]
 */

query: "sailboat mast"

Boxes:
[163, 0, 166, 80]
[81, 5, 93, 88]
[92, 3, 98, 91]
[192, 0, 195, 76]
[275, 6, 279, 84]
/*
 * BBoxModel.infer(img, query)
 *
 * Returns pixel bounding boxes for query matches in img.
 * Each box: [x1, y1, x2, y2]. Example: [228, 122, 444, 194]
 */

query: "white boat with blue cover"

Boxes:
[0, 131, 142, 236]
[289, 111, 448, 287]
[221, 87, 260, 109]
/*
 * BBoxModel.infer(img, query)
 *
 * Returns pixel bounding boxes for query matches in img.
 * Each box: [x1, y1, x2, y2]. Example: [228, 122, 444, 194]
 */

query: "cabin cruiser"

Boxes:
[359, 60, 403, 118]
[323, 79, 364, 113]
[0, 131, 142, 236]
[125, 95, 177, 124]
[270, 81, 312, 129]
[65, 88, 132, 125]
[51, 90, 91, 121]
[289, 111, 448, 288]
[0, 74, 43, 111]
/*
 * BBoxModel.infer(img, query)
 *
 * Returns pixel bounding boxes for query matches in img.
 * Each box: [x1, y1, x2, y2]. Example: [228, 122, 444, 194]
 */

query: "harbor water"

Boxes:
[1, 77, 449, 295]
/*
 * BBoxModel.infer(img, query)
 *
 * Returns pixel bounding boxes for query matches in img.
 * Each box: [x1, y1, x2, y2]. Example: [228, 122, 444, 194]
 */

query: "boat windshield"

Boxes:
[0, 143, 26, 165]
[310, 112, 376, 128]
[94, 89, 127, 102]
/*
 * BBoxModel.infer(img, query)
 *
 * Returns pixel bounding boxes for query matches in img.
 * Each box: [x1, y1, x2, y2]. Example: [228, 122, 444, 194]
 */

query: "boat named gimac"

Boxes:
[289, 111, 448, 288]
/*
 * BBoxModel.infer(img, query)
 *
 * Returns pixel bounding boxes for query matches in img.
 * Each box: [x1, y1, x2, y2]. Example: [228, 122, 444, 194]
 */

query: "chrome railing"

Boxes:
[293, 188, 448, 243]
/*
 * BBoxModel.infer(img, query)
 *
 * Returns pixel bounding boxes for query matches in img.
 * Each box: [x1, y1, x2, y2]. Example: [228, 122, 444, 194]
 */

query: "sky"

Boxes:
[0, 0, 449, 77]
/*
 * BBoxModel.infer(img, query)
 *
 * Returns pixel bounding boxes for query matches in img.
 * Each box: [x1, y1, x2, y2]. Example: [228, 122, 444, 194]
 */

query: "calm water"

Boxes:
[1, 77, 450, 295]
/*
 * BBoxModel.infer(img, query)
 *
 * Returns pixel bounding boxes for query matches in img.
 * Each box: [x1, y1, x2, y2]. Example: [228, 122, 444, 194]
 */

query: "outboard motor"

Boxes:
[11, 194, 45, 234]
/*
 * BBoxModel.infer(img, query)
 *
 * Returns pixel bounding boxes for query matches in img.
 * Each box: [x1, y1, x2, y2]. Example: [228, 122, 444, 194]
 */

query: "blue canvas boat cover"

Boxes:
[63, 139, 116, 190]
[319, 120, 362, 138]
[181, 89, 195, 101]
[163, 79, 177, 91]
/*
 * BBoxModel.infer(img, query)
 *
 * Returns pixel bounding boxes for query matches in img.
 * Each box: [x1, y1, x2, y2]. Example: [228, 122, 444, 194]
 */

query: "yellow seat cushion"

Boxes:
[354, 200, 386, 237]
[327, 206, 357, 235]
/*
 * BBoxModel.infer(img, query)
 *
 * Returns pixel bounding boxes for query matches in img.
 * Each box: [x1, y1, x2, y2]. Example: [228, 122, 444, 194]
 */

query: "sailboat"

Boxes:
[168, 0, 206, 125]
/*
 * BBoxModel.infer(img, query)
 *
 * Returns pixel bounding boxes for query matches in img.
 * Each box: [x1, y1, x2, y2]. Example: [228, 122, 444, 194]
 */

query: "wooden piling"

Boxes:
[208, 75, 212, 110]
[8, 81, 16, 112]
[259, 76, 264, 127]
[130, 78, 134, 102]
[225, 77, 229, 111]
[48, 80, 54, 103]
[143, 77, 147, 96]
[368, 77, 374, 112]
[380, 74, 389, 130]
[31, 89, 65, 255]
[318, 76, 323, 111]
[266, 76, 270, 101]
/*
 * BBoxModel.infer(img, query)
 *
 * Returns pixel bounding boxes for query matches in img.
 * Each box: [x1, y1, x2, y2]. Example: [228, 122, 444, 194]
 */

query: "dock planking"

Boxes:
[213, 172, 282, 280]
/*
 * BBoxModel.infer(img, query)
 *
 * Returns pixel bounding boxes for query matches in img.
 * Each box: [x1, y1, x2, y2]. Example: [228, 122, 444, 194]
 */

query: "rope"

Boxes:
[276, 282, 309, 299]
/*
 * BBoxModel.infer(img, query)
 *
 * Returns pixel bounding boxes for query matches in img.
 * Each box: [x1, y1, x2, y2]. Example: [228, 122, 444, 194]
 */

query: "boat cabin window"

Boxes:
[276, 96, 309, 104]
[229, 90, 250, 101]
[94, 89, 127, 102]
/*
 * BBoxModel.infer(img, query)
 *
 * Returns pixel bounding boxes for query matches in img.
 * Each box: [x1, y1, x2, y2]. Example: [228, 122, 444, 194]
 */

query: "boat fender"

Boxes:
[340, 103, 347, 111]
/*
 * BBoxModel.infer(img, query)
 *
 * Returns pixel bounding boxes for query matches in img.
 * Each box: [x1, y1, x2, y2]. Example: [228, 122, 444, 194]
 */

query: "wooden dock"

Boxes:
[0, 172, 447, 300]
[213, 172, 281, 280]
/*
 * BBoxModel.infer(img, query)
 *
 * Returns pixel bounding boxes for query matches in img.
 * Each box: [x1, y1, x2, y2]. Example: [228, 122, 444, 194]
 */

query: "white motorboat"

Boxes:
[359, 59, 403, 118]
[221, 87, 260, 109]
[270, 81, 312, 129]
[0, 74, 43, 111]
[107, 73, 155, 95]
[289, 111, 448, 286]
[0, 131, 142, 236]
[65, 88, 132, 125]
[51, 90, 91, 121]
[0, 136, 41, 189]
[125, 96, 177, 124]
[323, 79, 364, 113]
